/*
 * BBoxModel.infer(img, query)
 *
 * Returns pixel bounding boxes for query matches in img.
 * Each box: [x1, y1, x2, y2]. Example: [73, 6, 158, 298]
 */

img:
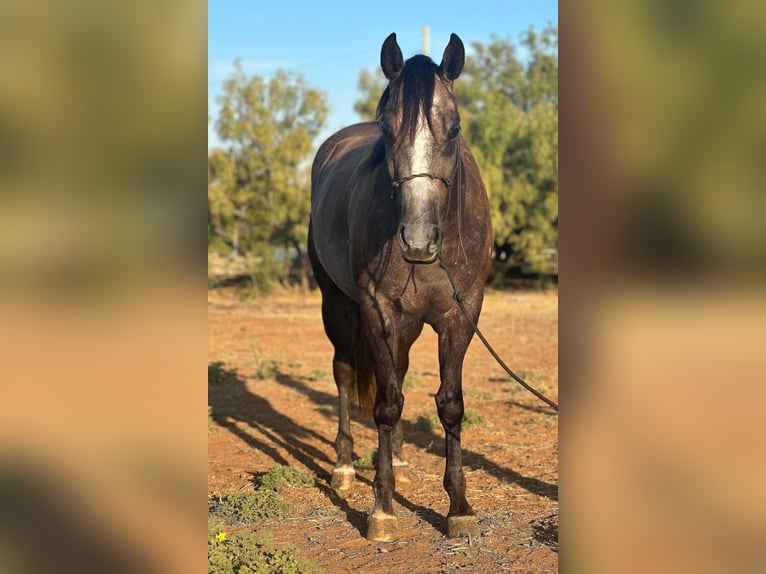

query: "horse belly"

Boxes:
[311, 183, 358, 302]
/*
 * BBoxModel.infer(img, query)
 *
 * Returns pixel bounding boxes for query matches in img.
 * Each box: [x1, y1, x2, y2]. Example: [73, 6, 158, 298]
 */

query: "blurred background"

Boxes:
[562, 1, 766, 573]
[0, 0, 764, 571]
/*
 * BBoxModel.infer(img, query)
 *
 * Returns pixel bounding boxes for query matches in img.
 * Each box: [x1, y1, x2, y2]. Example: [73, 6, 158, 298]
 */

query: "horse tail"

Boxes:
[353, 328, 377, 418]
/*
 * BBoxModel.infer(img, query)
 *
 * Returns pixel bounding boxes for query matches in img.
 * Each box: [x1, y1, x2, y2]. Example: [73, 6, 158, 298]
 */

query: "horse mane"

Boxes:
[376, 55, 439, 143]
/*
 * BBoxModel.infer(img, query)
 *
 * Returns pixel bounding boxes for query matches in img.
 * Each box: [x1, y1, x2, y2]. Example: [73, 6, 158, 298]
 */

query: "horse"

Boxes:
[308, 32, 492, 541]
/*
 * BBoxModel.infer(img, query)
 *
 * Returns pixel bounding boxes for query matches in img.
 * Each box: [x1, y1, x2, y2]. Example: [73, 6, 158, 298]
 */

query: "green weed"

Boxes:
[208, 530, 320, 574]
[256, 359, 282, 380]
[462, 409, 488, 428]
[208, 466, 321, 572]
[256, 465, 315, 492]
[353, 450, 378, 471]
[208, 491, 287, 524]
[414, 414, 439, 432]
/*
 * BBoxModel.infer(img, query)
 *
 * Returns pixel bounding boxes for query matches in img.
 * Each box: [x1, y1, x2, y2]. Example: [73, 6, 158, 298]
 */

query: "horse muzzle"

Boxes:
[397, 223, 441, 263]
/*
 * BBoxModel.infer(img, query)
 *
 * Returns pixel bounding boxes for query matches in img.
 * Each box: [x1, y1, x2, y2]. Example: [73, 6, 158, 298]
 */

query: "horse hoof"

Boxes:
[367, 512, 398, 542]
[393, 462, 411, 483]
[330, 467, 355, 491]
[447, 515, 480, 538]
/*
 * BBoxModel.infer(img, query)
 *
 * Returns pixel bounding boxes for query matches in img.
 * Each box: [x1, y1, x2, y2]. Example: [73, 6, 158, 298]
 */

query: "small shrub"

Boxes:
[414, 414, 439, 432]
[208, 530, 320, 574]
[353, 450, 378, 471]
[256, 465, 315, 492]
[256, 359, 282, 380]
[208, 491, 287, 524]
[462, 409, 487, 428]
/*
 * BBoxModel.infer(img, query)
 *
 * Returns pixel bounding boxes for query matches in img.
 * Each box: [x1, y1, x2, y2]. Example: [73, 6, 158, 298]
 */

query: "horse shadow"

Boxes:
[268, 367, 558, 502]
[208, 363, 445, 537]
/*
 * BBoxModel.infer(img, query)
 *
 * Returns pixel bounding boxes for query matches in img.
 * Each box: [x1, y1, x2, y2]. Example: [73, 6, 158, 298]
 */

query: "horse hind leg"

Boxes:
[392, 420, 410, 483]
[391, 352, 412, 484]
[309, 231, 359, 491]
[331, 355, 356, 490]
[320, 295, 360, 491]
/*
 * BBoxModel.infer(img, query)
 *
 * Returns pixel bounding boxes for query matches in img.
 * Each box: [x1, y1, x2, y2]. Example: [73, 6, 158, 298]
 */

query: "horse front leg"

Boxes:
[436, 318, 481, 539]
[360, 301, 403, 542]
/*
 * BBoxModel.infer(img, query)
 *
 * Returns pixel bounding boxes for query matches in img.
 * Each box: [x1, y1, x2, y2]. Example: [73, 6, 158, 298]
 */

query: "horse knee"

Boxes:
[374, 387, 404, 427]
[435, 390, 464, 428]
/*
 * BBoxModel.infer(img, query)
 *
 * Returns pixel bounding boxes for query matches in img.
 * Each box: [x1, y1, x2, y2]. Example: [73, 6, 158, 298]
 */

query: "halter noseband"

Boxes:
[389, 137, 461, 196]
[391, 172, 451, 189]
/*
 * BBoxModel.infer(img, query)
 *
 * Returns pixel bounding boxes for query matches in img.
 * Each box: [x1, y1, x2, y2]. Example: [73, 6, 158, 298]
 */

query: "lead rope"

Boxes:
[438, 257, 559, 413]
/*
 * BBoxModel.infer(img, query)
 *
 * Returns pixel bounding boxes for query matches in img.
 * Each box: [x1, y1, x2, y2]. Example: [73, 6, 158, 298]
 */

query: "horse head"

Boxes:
[377, 33, 465, 264]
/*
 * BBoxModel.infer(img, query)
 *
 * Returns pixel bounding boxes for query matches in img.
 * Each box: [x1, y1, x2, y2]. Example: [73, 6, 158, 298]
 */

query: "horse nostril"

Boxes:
[398, 225, 409, 249]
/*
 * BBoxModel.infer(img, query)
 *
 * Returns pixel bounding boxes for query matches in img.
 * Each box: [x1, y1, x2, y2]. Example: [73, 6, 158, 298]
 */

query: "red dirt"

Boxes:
[208, 288, 558, 573]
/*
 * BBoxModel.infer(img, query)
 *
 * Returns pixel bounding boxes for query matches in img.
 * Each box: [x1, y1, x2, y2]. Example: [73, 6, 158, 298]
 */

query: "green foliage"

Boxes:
[413, 409, 486, 431]
[456, 26, 558, 272]
[208, 466, 321, 573]
[462, 409, 488, 428]
[208, 491, 288, 525]
[353, 450, 378, 471]
[414, 414, 439, 433]
[256, 465, 316, 492]
[256, 359, 282, 381]
[353, 26, 558, 274]
[209, 62, 329, 291]
[208, 531, 320, 574]
[354, 68, 387, 121]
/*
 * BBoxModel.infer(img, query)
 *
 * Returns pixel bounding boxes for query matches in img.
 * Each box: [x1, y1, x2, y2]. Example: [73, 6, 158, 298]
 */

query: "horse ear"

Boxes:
[381, 33, 404, 80]
[440, 33, 465, 81]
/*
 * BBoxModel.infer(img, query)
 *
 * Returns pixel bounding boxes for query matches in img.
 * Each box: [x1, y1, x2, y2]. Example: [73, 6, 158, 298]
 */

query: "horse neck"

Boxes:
[443, 144, 468, 265]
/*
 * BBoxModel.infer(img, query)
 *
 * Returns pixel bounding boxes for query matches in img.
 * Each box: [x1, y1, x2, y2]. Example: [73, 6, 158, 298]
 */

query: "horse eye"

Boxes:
[447, 123, 461, 140]
[379, 121, 394, 141]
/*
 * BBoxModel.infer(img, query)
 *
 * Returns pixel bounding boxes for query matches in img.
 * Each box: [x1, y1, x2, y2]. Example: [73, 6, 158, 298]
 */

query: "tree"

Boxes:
[354, 68, 387, 122]
[208, 62, 329, 288]
[456, 26, 558, 273]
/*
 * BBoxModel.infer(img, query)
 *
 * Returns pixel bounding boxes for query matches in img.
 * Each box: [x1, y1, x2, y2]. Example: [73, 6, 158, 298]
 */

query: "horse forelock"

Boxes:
[376, 55, 440, 144]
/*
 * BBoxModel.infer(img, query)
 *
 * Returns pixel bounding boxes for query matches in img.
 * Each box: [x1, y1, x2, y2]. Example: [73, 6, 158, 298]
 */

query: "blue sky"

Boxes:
[209, 1, 557, 149]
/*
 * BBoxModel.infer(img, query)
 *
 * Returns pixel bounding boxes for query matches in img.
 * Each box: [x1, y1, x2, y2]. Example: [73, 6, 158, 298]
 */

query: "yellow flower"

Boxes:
[216, 531, 227, 541]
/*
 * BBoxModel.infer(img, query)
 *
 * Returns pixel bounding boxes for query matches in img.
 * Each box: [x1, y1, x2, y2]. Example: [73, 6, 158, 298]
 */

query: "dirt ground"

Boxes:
[208, 288, 558, 573]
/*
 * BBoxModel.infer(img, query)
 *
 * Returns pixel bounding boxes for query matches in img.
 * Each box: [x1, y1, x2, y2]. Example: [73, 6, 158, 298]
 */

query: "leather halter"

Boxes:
[392, 172, 451, 189]
[389, 137, 461, 197]
[389, 138, 468, 264]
